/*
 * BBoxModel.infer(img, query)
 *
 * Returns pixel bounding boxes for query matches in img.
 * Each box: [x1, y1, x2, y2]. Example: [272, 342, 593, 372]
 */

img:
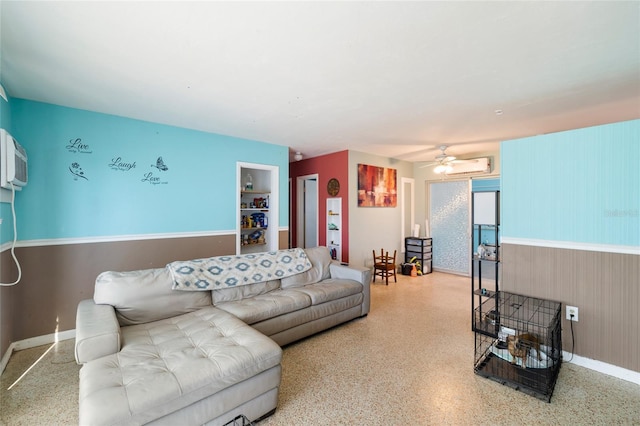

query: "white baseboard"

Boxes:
[0, 342, 17, 375]
[1, 329, 76, 374]
[563, 351, 640, 385]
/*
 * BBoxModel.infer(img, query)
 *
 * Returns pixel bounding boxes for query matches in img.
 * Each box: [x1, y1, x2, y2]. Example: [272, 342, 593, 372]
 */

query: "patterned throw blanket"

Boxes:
[168, 248, 312, 290]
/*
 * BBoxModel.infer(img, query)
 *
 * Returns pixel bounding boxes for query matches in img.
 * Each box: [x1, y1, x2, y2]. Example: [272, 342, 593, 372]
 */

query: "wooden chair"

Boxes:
[372, 248, 397, 285]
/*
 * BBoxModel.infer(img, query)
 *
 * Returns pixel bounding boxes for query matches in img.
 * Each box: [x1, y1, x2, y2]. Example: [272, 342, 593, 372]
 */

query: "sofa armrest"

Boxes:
[75, 299, 121, 364]
[329, 262, 371, 315]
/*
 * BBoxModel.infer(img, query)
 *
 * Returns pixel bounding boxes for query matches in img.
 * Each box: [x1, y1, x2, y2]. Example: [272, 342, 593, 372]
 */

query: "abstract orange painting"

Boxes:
[357, 164, 397, 207]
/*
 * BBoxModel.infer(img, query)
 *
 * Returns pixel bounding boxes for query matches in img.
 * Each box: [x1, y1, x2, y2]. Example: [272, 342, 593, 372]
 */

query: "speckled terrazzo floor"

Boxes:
[1, 272, 639, 425]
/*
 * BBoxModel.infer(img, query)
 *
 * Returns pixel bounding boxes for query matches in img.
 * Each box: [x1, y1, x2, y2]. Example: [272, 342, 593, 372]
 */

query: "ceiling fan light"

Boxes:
[434, 164, 447, 174]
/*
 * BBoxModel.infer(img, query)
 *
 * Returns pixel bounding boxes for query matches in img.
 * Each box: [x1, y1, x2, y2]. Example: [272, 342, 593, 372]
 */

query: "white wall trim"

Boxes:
[1, 329, 76, 374]
[563, 351, 640, 386]
[501, 237, 640, 255]
[2, 227, 292, 252]
[1, 230, 235, 252]
[0, 342, 16, 374]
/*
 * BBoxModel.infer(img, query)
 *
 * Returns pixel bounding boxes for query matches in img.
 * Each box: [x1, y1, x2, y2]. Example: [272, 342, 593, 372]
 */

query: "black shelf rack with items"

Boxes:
[404, 237, 432, 275]
[471, 190, 500, 336]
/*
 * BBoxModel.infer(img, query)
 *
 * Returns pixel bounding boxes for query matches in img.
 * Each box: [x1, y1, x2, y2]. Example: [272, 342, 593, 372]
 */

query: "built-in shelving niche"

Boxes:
[237, 162, 279, 255]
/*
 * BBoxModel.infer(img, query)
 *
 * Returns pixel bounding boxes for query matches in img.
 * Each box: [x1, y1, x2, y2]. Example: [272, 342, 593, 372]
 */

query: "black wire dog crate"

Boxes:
[473, 291, 562, 402]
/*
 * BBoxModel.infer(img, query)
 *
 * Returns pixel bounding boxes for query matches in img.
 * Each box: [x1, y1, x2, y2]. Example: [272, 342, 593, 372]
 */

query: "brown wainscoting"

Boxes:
[502, 243, 640, 373]
[0, 230, 289, 356]
[1, 248, 16, 354]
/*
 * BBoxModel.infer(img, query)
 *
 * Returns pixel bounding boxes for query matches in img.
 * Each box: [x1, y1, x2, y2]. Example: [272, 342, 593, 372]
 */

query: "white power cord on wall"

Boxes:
[1, 182, 23, 286]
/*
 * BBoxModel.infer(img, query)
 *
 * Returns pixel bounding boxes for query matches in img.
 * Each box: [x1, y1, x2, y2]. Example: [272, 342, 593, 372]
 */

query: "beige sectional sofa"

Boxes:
[75, 246, 371, 425]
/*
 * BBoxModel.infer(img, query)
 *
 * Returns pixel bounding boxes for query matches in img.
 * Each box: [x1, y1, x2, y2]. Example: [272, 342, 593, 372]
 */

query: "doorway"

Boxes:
[296, 174, 319, 248]
[428, 179, 471, 275]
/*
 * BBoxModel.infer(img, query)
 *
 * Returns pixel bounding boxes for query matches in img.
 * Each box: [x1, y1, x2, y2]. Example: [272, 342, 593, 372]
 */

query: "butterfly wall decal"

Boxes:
[152, 156, 168, 171]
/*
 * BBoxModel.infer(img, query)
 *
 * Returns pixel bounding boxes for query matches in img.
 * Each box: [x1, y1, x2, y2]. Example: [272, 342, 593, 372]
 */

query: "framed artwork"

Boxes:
[357, 164, 397, 207]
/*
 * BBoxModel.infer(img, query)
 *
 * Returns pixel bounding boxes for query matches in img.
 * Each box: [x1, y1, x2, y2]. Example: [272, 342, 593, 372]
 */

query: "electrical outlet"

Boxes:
[566, 305, 579, 321]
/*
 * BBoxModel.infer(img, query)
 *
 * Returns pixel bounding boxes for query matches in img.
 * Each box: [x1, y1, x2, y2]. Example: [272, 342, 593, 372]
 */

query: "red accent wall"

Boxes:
[289, 150, 349, 263]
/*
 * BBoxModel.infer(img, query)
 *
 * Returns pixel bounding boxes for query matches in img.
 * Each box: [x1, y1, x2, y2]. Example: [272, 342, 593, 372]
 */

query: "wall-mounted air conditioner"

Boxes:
[446, 157, 490, 175]
[0, 129, 28, 190]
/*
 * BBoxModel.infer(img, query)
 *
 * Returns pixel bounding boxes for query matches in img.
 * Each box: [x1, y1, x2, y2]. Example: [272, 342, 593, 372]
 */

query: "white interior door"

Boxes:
[428, 180, 471, 275]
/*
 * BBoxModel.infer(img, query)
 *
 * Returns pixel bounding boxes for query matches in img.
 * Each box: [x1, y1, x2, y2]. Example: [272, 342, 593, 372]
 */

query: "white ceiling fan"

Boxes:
[420, 145, 490, 175]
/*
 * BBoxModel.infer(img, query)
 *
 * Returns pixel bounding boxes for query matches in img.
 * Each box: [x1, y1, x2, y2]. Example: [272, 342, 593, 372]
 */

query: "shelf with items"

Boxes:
[237, 163, 279, 255]
[473, 288, 497, 298]
[326, 197, 342, 262]
[240, 191, 270, 209]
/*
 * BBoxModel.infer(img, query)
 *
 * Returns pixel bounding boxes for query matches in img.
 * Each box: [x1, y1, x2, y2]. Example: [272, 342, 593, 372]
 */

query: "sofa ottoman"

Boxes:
[79, 306, 282, 425]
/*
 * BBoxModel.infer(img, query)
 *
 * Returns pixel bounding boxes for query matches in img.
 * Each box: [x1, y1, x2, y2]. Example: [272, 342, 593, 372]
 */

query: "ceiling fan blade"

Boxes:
[418, 161, 440, 168]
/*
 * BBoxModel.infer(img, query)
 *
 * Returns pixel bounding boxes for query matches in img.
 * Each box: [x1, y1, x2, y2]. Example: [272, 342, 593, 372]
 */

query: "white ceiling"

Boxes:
[1, 1, 639, 163]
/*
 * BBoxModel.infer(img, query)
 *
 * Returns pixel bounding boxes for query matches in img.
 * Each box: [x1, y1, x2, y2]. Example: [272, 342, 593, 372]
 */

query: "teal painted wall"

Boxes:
[9, 99, 289, 241]
[0, 203, 13, 245]
[501, 120, 639, 246]
[0, 87, 14, 245]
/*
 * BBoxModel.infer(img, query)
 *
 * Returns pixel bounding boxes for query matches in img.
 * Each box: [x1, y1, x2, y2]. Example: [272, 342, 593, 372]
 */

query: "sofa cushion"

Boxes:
[94, 268, 212, 326]
[211, 279, 281, 304]
[79, 306, 282, 425]
[215, 289, 312, 325]
[281, 246, 332, 288]
[288, 279, 362, 305]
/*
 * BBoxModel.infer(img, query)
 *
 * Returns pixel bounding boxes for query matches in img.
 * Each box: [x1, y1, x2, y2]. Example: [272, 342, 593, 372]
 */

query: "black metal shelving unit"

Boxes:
[404, 237, 432, 274]
[471, 191, 500, 336]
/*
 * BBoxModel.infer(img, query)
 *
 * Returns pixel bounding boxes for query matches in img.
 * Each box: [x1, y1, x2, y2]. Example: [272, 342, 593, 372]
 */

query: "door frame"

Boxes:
[400, 177, 415, 254]
[296, 173, 319, 248]
[237, 162, 279, 255]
